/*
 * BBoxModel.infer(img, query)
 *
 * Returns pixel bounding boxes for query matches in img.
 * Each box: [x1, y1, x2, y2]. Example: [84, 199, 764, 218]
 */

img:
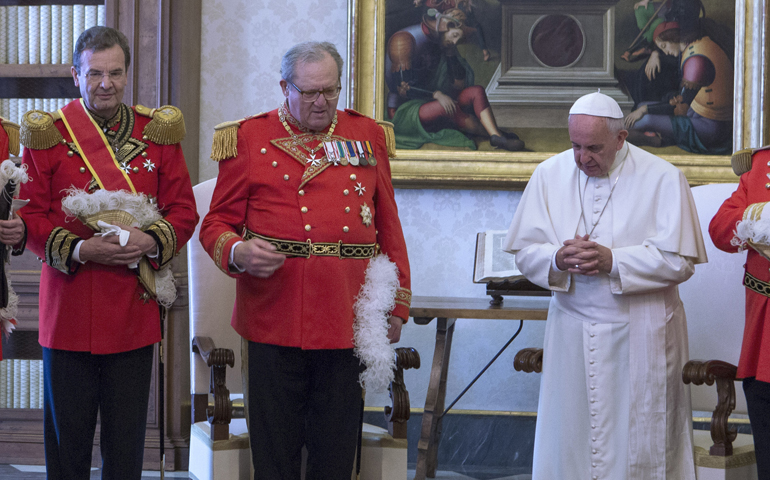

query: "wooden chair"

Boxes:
[187, 178, 419, 480]
[514, 183, 757, 480]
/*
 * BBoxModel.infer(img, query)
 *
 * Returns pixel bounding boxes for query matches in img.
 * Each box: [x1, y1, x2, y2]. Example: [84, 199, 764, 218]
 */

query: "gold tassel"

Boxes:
[142, 105, 186, 145]
[731, 148, 753, 176]
[2, 120, 20, 156]
[376, 120, 397, 158]
[211, 121, 240, 161]
[20, 110, 63, 150]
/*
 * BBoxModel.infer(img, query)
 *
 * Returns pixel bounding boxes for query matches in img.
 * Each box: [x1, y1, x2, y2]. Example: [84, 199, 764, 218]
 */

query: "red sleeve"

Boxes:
[372, 125, 412, 321]
[709, 176, 748, 253]
[18, 146, 64, 260]
[0, 127, 8, 161]
[198, 128, 252, 276]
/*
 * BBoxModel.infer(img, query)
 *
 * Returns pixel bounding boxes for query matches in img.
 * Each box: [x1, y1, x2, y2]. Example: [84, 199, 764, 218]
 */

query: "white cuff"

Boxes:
[73, 240, 85, 264]
[229, 241, 245, 273]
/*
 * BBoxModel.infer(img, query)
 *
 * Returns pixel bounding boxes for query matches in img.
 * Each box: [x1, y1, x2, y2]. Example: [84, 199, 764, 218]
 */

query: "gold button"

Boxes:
[79, 167, 86, 173]
[261, 148, 267, 154]
[301, 207, 308, 213]
[284, 174, 290, 180]
[343, 189, 349, 196]
[133, 166, 139, 173]
[272, 161, 278, 167]
[305, 224, 311, 231]
[766, 183, 770, 190]
[299, 190, 305, 196]
[350, 174, 356, 181]
[67, 151, 74, 157]
[142, 135, 148, 140]
[142, 152, 148, 158]
[343, 226, 349, 232]
[345, 207, 350, 213]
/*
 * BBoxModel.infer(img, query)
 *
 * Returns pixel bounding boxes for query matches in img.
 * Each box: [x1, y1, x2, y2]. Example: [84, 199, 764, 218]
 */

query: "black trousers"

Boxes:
[247, 341, 363, 480]
[745, 377, 770, 480]
[42, 345, 154, 480]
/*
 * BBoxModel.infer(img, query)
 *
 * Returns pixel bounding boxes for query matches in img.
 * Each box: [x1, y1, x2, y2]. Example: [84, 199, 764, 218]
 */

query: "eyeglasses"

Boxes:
[81, 69, 126, 84]
[287, 80, 341, 102]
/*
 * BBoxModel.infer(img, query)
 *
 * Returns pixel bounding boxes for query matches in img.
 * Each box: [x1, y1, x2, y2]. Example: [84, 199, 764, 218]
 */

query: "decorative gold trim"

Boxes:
[694, 444, 756, 469]
[20, 110, 63, 150]
[145, 219, 177, 268]
[214, 231, 240, 274]
[348, 0, 763, 188]
[140, 105, 186, 145]
[1, 119, 20, 156]
[243, 229, 377, 259]
[395, 287, 412, 308]
[211, 121, 241, 161]
[45, 227, 80, 274]
[744, 270, 770, 297]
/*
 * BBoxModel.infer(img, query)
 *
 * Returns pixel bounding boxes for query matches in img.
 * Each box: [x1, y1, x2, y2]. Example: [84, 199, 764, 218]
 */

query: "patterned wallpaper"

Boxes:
[198, 0, 544, 412]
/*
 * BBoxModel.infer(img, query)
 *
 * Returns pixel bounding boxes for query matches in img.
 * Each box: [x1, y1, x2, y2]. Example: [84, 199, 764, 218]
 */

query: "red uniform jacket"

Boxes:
[199, 108, 411, 350]
[710, 149, 770, 383]
[19, 102, 198, 354]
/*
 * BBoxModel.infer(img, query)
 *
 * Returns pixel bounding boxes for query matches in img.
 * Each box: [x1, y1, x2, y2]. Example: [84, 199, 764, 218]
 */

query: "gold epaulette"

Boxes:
[0, 117, 20, 156]
[210, 113, 265, 162]
[135, 104, 186, 145]
[376, 120, 397, 158]
[20, 110, 63, 150]
[732, 146, 770, 176]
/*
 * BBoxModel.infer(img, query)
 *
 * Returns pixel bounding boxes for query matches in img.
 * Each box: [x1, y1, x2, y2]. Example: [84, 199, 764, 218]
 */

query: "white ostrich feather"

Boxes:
[353, 254, 400, 392]
[0, 160, 29, 198]
[61, 188, 162, 227]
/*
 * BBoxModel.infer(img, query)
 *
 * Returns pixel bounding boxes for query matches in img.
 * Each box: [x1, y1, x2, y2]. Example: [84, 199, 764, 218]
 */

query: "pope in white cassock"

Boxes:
[504, 92, 708, 480]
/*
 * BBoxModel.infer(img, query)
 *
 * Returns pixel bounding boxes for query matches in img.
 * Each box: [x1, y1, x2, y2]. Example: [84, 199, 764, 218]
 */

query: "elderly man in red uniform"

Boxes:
[18, 26, 198, 479]
[199, 41, 411, 479]
[710, 148, 770, 479]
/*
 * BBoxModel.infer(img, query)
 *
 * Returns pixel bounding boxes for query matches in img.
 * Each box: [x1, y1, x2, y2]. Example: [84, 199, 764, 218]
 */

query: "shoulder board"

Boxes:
[20, 110, 63, 151]
[375, 120, 397, 158]
[135, 104, 186, 145]
[0, 117, 20, 157]
[210, 113, 265, 162]
[732, 145, 770, 176]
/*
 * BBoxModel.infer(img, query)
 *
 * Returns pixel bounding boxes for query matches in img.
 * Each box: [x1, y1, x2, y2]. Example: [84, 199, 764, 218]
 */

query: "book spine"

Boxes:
[97, 5, 106, 26]
[51, 5, 61, 64]
[0, 7, 7, 64]
[61, 6, 73, 65]
[72, 5, 85, 51]
[40, 5, 52, 65]
[7, 6, 18, 64]
[28, 5, 40, 64]
[17, 6, 28, 65]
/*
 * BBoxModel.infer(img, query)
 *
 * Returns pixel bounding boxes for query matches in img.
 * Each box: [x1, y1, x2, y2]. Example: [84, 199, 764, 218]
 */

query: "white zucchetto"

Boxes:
[569, 92, 624, 119]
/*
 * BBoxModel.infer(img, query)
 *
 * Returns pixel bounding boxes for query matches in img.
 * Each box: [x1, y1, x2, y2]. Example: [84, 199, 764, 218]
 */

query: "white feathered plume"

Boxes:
[0, 159, 29, 330]
[353, 254, 400, 392]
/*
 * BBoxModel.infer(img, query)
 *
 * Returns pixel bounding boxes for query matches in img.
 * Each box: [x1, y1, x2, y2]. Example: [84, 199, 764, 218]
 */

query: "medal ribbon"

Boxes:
[59, 99, 136, 193]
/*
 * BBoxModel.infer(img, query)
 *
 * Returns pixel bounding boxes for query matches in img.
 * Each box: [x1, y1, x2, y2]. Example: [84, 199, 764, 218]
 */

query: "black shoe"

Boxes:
[490, 134, 524, 151]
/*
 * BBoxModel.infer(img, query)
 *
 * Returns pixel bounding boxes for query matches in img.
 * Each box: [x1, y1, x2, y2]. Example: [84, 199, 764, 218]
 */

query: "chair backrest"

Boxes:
[679, 183, 748, 414]
[188, 177, 242, 396]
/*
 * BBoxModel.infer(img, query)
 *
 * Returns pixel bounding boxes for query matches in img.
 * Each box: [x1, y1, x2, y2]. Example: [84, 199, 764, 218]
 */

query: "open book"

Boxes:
[473, 230, 524, 283]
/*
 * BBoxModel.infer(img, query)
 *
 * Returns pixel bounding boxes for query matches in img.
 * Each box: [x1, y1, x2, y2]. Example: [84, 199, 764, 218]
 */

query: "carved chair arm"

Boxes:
[191, 335, 236, 441]
[683, 359, 739, 456]
[385, 347, 421, 439]
[514, 348, 543, 373]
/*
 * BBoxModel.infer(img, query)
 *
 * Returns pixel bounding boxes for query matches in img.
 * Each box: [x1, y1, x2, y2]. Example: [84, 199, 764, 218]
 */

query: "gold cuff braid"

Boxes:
[46, 227, 80, 274]
[395, 287, 412, 309]
[214, 231, 241, 274]
[145, 219, 177, 268]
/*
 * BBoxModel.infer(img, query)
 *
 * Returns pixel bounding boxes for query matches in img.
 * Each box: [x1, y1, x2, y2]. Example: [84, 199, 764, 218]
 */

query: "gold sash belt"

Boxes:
[744, 271, 770, 297]
[242, 229, 377, 259]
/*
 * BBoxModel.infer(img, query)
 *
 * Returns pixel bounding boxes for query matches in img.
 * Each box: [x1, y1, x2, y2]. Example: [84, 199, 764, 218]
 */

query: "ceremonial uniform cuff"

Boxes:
[392, 287, 412, 322]
[214, 231, 242, 275]
[46, 227, 81, 275]
[229, 241, 246, 273]
[143, 219, 176, 269]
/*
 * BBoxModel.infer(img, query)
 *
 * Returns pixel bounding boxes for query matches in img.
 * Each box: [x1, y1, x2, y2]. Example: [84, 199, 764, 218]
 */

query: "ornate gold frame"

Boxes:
[347, 0, 769, 188]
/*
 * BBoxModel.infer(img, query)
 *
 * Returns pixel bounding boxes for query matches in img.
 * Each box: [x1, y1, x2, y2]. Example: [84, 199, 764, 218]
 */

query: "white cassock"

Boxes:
[505, 142, 707, 480]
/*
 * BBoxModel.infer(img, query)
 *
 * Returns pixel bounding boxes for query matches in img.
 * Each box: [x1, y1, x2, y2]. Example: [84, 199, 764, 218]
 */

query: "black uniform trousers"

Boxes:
[42, 345, 154, 480]
[745, 377, 770, 480]
[247, 341, 363, 480]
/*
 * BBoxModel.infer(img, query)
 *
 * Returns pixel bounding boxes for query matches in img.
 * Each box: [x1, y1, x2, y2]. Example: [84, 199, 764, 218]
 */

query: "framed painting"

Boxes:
[347, 0, 769, 188]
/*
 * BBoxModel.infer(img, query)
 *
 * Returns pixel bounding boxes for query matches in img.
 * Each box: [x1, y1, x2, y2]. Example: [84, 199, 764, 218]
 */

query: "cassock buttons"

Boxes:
[343, 189, 349, 196]
[79, 167, 86, 173]
[343, 226, 349, 232]
[305, 225, 311, 231]
[272, 161, 278, 167]
[592, 449, 597, 454]
[261, 148, 267, 154]
[301, 207, 308, 213]
[284, 175, 290, 181]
